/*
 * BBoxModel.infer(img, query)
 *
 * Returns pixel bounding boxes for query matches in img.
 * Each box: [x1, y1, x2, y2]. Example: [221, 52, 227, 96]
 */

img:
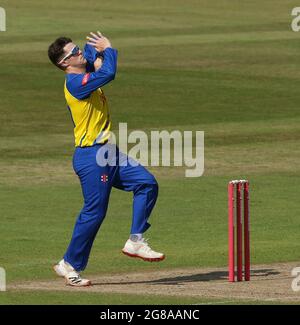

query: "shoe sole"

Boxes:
[122, 250, 165, 262]
[53, 265, 92, 287]
[65, 279, 92, 287]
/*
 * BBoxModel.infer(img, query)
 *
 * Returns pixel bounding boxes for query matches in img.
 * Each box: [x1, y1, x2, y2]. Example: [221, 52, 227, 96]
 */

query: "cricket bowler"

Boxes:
[47, 32, 164, 286]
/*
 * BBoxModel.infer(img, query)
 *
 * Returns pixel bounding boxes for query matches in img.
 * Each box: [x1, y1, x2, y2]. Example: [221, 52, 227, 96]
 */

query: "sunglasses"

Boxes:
[58, 45, 80, 64]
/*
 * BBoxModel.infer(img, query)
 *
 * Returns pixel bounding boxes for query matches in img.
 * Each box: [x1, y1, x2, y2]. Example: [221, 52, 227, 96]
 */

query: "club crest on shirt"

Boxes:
[82, 73, 90, 86]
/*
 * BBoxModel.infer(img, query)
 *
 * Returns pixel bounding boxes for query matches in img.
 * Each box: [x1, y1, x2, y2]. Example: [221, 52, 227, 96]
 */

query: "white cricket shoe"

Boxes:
[53, 260, 91, 287]
[122, 238, 165, 262]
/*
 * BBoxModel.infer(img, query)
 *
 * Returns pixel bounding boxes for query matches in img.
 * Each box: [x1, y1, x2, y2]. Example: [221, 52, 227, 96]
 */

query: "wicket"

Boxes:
[228, 180, 250, 282]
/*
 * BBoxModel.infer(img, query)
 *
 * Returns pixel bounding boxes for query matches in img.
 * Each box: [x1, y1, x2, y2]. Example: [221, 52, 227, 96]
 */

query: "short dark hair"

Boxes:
[48, 37, 72, 70]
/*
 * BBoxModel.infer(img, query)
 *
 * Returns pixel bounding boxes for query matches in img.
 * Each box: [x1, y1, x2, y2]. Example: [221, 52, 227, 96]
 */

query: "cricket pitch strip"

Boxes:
[8, 262, 300, 303]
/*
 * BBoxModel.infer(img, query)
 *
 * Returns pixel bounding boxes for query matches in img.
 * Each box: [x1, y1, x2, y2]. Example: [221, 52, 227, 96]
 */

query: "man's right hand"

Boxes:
[86, 31, 112, 53]
[94, 57, 103, 71]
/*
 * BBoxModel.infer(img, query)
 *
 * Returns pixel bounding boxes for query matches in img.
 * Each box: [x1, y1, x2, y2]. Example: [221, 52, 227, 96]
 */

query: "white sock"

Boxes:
[130, 234, 143, 242]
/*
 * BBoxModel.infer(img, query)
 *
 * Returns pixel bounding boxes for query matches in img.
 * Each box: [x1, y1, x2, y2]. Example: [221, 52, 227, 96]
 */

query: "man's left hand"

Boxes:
[86, 31, 112, 52]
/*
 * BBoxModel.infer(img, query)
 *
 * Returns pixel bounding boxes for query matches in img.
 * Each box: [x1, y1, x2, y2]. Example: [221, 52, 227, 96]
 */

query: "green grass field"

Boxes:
[1, 0, 300, 305]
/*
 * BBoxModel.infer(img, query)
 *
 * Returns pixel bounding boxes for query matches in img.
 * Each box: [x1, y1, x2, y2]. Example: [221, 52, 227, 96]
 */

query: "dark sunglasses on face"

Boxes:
[58, 45, 80, 64]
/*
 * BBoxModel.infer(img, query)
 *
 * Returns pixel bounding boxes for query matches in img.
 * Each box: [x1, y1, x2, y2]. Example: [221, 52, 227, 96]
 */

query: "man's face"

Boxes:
[60, 42, 86, 69]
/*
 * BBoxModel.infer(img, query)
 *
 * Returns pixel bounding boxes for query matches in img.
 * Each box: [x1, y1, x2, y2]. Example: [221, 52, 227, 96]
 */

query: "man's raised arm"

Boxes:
[66, 32, 118, 100]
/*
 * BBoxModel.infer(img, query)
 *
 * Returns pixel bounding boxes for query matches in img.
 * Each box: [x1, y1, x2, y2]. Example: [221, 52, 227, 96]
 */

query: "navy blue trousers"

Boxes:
[64, 143, 158, 271]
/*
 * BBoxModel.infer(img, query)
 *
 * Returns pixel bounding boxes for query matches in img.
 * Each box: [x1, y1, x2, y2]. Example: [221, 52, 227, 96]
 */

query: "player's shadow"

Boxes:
[93, 269, 279, 286]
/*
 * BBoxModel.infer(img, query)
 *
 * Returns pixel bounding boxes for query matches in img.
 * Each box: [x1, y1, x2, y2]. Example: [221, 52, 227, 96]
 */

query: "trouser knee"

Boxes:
[140, 179, 159, 199]
[150, 181, 159, 198]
